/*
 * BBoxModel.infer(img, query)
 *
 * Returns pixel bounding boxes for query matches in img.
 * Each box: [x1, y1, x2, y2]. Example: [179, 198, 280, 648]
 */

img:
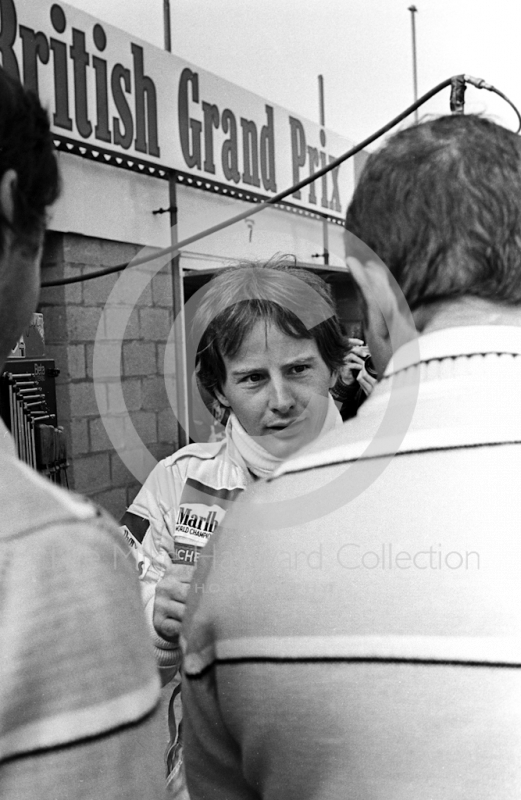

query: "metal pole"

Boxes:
[169, 173, 190, 449]
[318, 75, 329, 266]
[164, 5, 188, 447]
[318, 75, 326, 130]
[164, 0, 172, 52]
[408, 5, 418, 122]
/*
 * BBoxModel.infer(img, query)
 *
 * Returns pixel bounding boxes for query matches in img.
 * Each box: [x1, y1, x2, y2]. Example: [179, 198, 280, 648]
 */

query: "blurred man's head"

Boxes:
[345, 115, 521, 374]
[0, 68, 60, 365]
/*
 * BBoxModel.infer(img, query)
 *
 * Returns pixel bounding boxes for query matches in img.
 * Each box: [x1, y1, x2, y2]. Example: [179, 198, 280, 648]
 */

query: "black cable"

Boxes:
[41, 78, 456, 288]
[462, 75, 521, 134]
[42, 74, 521, 288]
[496, 88, 521, 134]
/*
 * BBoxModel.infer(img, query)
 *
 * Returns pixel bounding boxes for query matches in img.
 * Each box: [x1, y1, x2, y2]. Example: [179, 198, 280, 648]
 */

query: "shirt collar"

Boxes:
[385, 325, 521, 377]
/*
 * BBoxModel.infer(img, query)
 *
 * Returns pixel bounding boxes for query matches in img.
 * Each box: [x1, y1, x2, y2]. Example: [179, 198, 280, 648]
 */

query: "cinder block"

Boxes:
[41, 305, 68, 345]
[68, 306, 103, 342]
[102, 379, 142, 414]
[39, 273, 83, 306]
[107, 443, 156, 489]
[149, 440, 176, 462]
[99, 239, 141, 266]
[71, 452, 110, 495]
[157, 342, 177, 377]
[126, 482, 143, 507]
[152, 271, 173, 307]
[67, 344, 86, 380]
[139, 307, 172, 341]
[111, 451, 136, 488]
[142, 375, 169, 411]
[82, 272, 119, 307]
[158, 407, 178, 445]
[92, 487, 128, 522]
[93, 382, 108, 416]
[40, 235, 83, 303]
[103, 306, 140, 340]
[44, 344, 69, 384]
[68, 418, 90, 457]
[128, 410, 157, 445]
[91, 412, 128, 452]
[122, 341, 156, 376]
[137, 282, 153, 307]
[90, 487, 127, 522]
[63, 233, 103, 266]
[89, 416, 116, 452]
[55, 383, 71, 421]
[69, 381, 102, 418]
[85, 341, 123, 380]
[122, 379, 143, 411]
[45, 344, 86, 383]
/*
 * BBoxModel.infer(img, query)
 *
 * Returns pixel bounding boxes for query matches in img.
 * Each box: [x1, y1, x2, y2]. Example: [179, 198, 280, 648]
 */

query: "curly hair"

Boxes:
[345, 114, 521, 309]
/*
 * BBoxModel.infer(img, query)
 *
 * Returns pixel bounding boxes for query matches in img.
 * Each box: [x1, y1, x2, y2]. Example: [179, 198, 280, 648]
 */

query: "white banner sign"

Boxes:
[0, 0, 355, 219]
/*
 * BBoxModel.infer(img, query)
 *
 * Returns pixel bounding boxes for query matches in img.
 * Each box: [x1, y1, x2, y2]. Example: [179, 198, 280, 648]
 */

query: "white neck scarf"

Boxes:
[229, 395, 342, 479]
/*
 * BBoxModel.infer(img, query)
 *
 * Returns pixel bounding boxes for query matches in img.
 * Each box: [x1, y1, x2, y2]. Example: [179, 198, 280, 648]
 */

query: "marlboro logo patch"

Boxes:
[175, 502, 226, 541]
[174, 478, 240, 547]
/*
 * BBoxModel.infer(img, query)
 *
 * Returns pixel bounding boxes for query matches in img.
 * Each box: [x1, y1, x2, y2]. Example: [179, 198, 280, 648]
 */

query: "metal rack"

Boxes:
[0, 358, 68, 485]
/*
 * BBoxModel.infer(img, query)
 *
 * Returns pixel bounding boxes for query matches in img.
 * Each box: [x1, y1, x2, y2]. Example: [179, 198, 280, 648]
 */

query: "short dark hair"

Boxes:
[345, 114, 521, 309]
[192, 256, 346, 400]
[0, 68, 60, 250]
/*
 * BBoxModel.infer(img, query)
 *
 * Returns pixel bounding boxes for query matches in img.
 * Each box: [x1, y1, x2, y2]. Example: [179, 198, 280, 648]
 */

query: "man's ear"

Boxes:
[346, 255, 417, 376]
[214, 388, 231, 408]
[0, 170, 17, 225]
[347, 256, 400, 326]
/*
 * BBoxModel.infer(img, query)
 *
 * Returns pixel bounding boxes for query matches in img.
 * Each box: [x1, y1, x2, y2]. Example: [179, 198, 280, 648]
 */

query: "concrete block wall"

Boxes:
[39, 231, 179, 520]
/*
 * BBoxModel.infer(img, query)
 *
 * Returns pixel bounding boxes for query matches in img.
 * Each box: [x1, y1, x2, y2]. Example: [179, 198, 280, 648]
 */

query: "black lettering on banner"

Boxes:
[260, 105, 277, 192]
[221, 108, 240, 183]
[50, 4, 72, 130]
[240, 117, 260, 187]
[307, 145, 319, 205]
[92, 23, 110, 142]
[328, 156, 342, 213]
[19, 25, 49, 95]
[289, 116, 306, 199]
[112, 62, 133, 148]
[131, 43, 160, 157]
[70, 27, 92, 138]
[0, 0, 20, 81]
[320, 150, 328, 209]
[202, 100, 219, 173]
[178, 67, 202, 169]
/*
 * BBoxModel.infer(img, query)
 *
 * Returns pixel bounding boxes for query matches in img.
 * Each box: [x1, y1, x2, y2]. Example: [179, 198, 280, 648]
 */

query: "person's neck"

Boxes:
[414, 297, 521, 334]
